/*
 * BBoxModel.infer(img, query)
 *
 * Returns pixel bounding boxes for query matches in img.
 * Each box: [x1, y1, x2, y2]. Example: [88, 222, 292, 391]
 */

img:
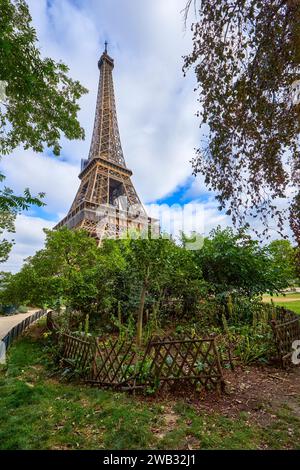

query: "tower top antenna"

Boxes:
[104, 41, 108, 53]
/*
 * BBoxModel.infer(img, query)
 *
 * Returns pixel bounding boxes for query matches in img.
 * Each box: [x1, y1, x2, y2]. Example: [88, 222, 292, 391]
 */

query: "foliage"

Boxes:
[184, 0, 300, 240]
[17, 305, 28, 313]
[105, 235, 205, 344]
[231, 324, 274, 365]
[2, 226, 297, 345]
[268, 239, 299, 285]
[0, 0, 87, 156]
[0, 0, 87, 262]
[0, 228, 114, 312]
[192, 227, 292, 303]
[110, 311, 136, 342]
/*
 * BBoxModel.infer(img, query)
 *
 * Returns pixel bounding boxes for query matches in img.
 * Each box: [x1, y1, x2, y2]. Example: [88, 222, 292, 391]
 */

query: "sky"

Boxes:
[0, 0, 284, 273]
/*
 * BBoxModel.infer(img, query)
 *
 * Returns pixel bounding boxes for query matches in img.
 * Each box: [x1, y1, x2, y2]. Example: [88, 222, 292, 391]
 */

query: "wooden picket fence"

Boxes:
[58, 332, 225, 393]
[59, 333, 96, 373]
[270, 307, 300, 368]
[52, 305, 300, 392]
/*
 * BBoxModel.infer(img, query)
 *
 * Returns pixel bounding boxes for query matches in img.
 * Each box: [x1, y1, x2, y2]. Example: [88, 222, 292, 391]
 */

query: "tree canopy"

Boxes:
[0, 0, 87, 156]
[184, 0, 300, 244]
[193, 227, 296, 299]
[1, 227, 297, 341]
[0, 0, 87, 262]
[268, 238, 298, 286]
[1, 228, 119, 312]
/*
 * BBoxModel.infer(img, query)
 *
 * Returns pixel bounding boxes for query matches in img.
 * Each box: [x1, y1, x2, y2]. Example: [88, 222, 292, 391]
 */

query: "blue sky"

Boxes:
[0, 0, 239, 271]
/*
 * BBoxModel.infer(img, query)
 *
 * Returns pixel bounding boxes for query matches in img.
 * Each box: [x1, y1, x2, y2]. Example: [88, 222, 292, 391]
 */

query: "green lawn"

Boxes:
[274, 301, 300, 315]
[263, 293, 300, 315]
[0, 331, 300, 450]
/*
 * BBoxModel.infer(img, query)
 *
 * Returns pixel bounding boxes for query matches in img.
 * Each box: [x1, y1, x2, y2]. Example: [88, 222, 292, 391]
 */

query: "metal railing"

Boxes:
[1, 310, 47, 350]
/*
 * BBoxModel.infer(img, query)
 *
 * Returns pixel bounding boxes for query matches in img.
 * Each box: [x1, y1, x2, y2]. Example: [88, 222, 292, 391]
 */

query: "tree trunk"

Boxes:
[136, 267, 150, 346]
[118, 301, 122, 326]
[137, 282, 147, 346]
[224, 293, 233, 319]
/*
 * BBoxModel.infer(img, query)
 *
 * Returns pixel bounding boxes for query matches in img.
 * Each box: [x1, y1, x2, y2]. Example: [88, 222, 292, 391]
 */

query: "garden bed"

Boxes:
[1, 326, 300, 450]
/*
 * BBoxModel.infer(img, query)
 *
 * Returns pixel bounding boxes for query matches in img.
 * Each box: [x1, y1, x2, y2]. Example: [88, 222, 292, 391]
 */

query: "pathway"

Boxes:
[262, 296, 300, 303]
[0, 310, 40, 340]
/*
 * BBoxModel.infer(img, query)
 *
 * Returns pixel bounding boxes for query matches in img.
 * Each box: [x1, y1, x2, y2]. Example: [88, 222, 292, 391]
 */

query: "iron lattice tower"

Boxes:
[55, 46, 158, 242]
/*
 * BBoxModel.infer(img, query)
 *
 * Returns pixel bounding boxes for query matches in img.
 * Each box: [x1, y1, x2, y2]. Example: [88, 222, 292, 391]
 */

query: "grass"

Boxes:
[0, 336, 159, 450]
[263, 293, 300, 315]
[0, 330, 300, 450]
[273, 301, 300, 315]
[156, 402, 300, 450]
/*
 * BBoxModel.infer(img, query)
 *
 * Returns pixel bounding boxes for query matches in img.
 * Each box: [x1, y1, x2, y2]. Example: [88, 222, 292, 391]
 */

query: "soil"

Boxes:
[193, 365, 300, 425]
[140, 364, 300, 428]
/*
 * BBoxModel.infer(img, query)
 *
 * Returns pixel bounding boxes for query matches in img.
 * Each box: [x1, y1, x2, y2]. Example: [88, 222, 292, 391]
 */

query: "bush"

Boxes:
[227, 296, 268, 326]
[17, 305, 28, 313]
[232, 324, 275, 365]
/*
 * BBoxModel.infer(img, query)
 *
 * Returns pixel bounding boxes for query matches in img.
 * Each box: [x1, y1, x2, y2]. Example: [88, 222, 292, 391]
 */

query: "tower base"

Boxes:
[55, 202, 159, 243]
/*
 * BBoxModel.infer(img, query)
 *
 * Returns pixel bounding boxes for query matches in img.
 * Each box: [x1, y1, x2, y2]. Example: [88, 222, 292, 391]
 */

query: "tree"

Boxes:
[184, 0, 300, 241]
[2, 232, 204, 341]
[104, 235, 204, 345]
[120, 237, 174, 345]
[0, 228, 99, 309]
[0, 0, 87, 261]
[0, 0, 87, 156]
[163, 239, 205, 318]
[193, 227, 290, 303]
[0, 228, 125, 318]
[268, 239, 297, 286]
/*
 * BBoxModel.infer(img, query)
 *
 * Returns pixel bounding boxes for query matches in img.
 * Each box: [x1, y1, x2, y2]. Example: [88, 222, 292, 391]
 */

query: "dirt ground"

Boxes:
[195, 365, 300, 424]
[141, 364, 300, 431]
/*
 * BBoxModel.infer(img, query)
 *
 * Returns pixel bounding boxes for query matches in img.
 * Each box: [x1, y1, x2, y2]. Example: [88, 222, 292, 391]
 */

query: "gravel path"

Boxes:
[0, 310, 39, 340]
[270, 296, 300, 302]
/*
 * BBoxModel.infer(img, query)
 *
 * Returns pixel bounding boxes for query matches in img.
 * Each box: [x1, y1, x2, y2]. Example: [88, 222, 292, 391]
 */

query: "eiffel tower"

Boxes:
[55, 44, 158, 242]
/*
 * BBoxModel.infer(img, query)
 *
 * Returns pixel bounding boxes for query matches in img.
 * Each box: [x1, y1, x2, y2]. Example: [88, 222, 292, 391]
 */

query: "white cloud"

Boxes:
[182, 175, 210, 200]
[24, 0, 200, 202]
[146, 199, 230, 240]
[1, 215, 55, 273]
[1, 150, 79, 217]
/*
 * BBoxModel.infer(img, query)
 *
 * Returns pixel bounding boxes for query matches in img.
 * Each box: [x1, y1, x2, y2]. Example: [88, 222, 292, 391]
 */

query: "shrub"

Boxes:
[17, 305, 28, 313]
